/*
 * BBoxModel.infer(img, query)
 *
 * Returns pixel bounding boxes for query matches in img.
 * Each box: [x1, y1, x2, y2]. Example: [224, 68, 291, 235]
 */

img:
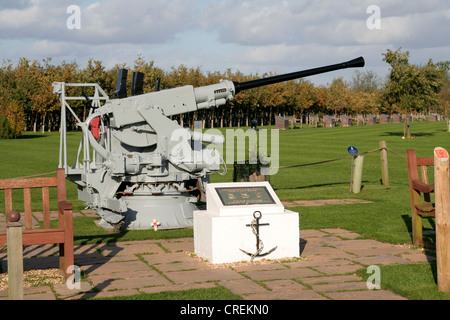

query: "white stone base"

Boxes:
[193, 209, 300, 264]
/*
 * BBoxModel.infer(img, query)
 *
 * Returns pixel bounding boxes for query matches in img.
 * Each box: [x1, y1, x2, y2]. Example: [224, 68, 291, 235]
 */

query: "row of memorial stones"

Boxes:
[277, 113, 444, 129]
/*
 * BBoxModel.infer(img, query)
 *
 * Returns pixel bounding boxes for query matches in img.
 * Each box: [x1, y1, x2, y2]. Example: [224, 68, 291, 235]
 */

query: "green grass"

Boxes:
[357, 263, 450, 300]
[1, 120, 450, 299]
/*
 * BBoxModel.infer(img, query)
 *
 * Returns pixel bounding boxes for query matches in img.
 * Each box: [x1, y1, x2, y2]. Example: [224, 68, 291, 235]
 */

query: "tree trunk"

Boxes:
[33, 113, 38, 133]
[41, 113, 46, 133]
[404, 113, 412, 139]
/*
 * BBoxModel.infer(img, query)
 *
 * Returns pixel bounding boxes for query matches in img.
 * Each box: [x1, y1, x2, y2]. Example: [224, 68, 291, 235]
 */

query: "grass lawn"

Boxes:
[1, 120, 449, 299]
[357, 262, 450, 300]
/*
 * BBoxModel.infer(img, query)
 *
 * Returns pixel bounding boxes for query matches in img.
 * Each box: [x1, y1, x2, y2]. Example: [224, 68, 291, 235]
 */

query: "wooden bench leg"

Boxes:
[64, 211, 74, 279]
[412, 210, 424, 246]
[59, 243, 65, 272]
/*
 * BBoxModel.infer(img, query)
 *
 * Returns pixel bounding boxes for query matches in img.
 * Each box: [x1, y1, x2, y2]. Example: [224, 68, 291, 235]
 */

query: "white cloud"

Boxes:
[0, 0, 448, 85]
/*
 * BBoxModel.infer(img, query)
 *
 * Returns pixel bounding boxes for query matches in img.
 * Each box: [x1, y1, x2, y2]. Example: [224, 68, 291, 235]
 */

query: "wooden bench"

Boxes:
[0, 169, 74, 278]
[406, 149, 435, 246]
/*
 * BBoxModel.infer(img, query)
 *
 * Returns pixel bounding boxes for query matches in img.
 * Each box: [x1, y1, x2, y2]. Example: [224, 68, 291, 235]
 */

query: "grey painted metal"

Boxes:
[53, 57, 364, 230]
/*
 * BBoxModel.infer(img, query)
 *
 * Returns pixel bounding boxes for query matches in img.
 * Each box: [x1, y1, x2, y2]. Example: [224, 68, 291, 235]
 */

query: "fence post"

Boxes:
[6, 210, 24, 300]
[379, 141, 389, 186]
[351, 155, 364, 193]
[434, 147, 450, 292]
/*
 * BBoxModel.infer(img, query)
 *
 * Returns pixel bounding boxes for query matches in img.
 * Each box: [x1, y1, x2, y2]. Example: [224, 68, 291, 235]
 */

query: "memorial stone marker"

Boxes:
[194, 181, 300, 264]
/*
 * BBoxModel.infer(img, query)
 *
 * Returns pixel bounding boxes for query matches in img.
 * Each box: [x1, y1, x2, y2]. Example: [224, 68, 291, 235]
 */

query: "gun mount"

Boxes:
[53, 57, 364, 231]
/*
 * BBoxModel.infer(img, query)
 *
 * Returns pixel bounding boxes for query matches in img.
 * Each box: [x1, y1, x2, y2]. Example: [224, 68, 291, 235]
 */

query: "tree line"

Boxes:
[0, 48, 448, 138]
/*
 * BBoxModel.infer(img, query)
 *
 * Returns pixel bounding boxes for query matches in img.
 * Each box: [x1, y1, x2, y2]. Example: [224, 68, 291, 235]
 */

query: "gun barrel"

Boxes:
[233, 56, 365, 94]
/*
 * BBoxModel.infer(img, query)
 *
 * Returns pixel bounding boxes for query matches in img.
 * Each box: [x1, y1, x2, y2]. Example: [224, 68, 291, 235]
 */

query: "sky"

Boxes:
[0, 0, 448, 86]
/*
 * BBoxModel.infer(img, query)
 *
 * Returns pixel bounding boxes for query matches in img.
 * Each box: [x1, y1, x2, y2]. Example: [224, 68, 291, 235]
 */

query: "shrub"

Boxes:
[0, 113, 15, 139]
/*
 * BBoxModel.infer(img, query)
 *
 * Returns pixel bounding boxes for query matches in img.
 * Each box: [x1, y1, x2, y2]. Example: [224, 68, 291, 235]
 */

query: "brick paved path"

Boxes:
[0, 228, 435, 300]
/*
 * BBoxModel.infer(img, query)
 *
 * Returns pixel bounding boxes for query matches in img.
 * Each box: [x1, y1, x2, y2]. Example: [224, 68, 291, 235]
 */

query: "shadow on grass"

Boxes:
[401, 214, 436, 247]
[273, 181, 354, 190]
[74, 227, 194, 246]
[381, 131, 435, 137]
[17, 134, 47, 139]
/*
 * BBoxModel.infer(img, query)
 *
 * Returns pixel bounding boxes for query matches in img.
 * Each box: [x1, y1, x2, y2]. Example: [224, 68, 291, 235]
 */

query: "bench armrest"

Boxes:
[411, 179, 435, 193]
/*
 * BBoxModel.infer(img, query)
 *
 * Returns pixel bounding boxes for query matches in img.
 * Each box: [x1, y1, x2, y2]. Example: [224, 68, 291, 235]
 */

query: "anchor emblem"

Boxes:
[240, 211, 277, 261]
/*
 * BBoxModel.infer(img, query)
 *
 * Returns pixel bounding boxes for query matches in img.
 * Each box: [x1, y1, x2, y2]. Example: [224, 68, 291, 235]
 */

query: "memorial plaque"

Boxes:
[215, 186, 276, 206]
[205, 181, 285, 216]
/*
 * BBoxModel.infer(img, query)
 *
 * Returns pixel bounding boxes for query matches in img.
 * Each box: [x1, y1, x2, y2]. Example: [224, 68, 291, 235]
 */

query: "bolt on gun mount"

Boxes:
[53, 56, 364, 231]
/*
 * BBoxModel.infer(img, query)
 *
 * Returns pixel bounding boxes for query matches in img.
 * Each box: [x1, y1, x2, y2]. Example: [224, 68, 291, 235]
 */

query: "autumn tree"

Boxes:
[282, 79, 315, 124]
[327, 78, 352, 116]
[382, 48, 447, 138]
[0, 60, 25, 137]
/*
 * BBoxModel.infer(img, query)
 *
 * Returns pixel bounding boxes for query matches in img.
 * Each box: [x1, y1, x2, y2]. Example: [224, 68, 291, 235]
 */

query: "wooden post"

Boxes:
[6, 210, 24, 300]
[351, 155, 364, 194]
[434, 147, 450, 292]
[379, 141, 389, 186]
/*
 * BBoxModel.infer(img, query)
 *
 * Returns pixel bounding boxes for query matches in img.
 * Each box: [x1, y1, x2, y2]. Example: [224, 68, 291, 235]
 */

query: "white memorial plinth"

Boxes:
[194, 181, 300, 264]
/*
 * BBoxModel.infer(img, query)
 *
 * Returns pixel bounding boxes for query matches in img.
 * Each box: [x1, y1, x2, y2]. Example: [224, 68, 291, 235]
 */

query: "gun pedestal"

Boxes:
[194, 182, 300, 264]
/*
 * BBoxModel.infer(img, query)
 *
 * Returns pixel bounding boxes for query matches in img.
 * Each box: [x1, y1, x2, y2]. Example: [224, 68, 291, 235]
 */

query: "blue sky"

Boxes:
[0, 0, 448, 86]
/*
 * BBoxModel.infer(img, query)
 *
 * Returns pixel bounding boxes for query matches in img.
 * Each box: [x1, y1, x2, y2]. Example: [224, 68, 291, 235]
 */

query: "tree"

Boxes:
[382, 48, 447, 138]
[439, 66, 450, 131]
[327, 78, 351, 116]
[351, 70, 382, 93]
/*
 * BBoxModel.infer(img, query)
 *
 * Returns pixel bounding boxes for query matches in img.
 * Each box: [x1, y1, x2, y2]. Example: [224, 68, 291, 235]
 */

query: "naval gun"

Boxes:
[53, 56, 364, 231]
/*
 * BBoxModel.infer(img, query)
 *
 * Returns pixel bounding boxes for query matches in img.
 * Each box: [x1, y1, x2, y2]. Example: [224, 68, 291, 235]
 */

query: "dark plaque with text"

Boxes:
[215, 186, 276, 206]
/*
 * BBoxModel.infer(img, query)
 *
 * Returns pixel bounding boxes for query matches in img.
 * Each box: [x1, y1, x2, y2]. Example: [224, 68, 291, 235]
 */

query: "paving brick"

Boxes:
[311, 281, 368, 292]
[352, 255, 411, 266]
[242, 267, 321, 281]
[92, 275, 172, 291]
[232, 263, 287, 272]
[263, 279, 307, 291]
[331, 239, 393, 249]
[312, 263, 363, 276]
[164, 268, 245, 284]
[142, 252, 198, 265]
[23, 292, 56, 300]
[159, 238, 194, 253]
[53, 281, 93, 298]
[304, 235, 343, 244]
[99, 241, 167, 256]
[23, 286, 55, 300]
[320, 228, 362, 239]
[154, 260, 209, 272]
[325, 289, 407, 300]
[287, 255, 355, 268]
[78, 288, 141, 299]
[300, 243, 344, 256]
[342, 246, 414, 257]
[220, 279, 267, 295]
[300, 230, 329, 237]
[244, 288, 327, 300]
[139, 282, 216, 294]
[80, 260, 154, 276]
[300, 274, 362, 285]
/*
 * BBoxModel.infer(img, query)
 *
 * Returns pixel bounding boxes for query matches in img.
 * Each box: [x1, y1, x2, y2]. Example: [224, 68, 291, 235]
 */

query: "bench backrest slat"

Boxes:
[23, 187, 32, 230]
[4, 189, 12, 214]
[42, 186, 51, 229]
[0, 177, 57, 189]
